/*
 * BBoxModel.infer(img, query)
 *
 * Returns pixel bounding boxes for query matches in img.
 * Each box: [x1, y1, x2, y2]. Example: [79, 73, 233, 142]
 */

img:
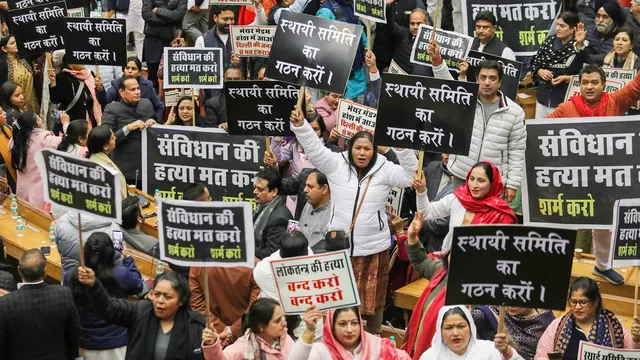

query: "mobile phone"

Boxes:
[112, 230, 124, 252]
[548, 352, 563, 359]
[41, 246, 51, 255]
[143, 211, 157, 219]
[0, 164, 6, 178]
[287, 220, 300, 232]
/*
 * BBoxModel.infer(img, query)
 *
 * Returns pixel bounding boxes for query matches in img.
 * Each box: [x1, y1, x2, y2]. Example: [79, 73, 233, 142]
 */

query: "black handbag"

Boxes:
[325, 176, 373, 252]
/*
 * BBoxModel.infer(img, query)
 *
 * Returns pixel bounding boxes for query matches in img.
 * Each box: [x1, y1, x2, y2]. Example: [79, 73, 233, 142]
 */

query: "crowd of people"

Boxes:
[0, 0, 639, 358]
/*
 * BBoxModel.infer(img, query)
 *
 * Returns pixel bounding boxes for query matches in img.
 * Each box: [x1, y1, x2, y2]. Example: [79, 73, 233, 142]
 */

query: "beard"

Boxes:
[595, 21, 614, 35]
[217, 24, 229, 34]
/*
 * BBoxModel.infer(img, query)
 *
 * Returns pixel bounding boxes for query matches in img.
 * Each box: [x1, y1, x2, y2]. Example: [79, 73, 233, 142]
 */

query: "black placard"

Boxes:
[163, 47, 223, 89]
[226, 80, 298, 137]
[35, 149, 122, 222]
[374, 73, 477, 155]
[7, 2, 66, 55]
[610, 199, 640, 268]
[410, 24, 473, 73]
[354, 0, 386, 23]
[466, 50, 522, 101]
[64, 18, 126, 66]
[445, 225, 577, 310]
[462, 0, 561, 56]
[8, 0, 53, 9]
[265, 12, 363, 94]
[142, 125, 266, 211]
[523, 117, 640, 228]
[158, 200, 255, 268]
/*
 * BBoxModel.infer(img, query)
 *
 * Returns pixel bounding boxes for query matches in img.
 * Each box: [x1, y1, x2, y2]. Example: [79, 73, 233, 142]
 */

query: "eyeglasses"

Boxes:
[568, 299, 590, 307]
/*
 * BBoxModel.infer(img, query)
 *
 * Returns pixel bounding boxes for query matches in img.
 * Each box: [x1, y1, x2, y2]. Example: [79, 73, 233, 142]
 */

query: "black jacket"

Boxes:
[204, 92, 226, 128]
[0, 283, 80, 360]
[102, 98, 156, 179]
[0, 263, 16, 292]
[280, 167, 314, 220]
[253, 200, 293, 259]
[86, 280, 206, 360]
[141, 0, 187, 41]
[372, 0, 417, 69]
[50, 71, 108, 127]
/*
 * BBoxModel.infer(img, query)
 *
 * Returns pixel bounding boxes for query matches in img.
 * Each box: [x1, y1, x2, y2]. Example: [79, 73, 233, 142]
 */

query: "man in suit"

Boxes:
[0, 249, 80, 359]
[253, 168, 293, 259]
[424, 153, 452, 200]
[102, 76, 157, 187]
[420, 154, 454, 252]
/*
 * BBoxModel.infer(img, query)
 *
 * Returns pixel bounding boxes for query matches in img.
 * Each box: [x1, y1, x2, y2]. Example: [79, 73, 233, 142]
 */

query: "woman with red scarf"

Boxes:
[295, 306, 411, 359]
[402, 161, 516, 360]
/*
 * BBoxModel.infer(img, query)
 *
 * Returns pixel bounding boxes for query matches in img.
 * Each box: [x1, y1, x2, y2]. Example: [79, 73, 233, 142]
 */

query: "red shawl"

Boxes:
[323, 309, 400, 360]
[401, 265, 447, 360]
[452, 161, 517, 225]
[569, 92, 609, 117]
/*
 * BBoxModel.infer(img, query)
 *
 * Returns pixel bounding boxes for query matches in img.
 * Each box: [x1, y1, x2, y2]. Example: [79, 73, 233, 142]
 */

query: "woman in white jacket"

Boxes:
[420, 305, 523, 360]
[289, 108, 417, 334]
[414, 161, 517, 252]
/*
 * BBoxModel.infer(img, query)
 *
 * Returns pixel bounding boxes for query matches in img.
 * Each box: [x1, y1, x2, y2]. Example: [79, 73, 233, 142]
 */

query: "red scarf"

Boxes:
[401, 265, 447, 360]
[452, 161, 517, 225]
[323, 309, 400, 360]
[569, 92, 609, 117]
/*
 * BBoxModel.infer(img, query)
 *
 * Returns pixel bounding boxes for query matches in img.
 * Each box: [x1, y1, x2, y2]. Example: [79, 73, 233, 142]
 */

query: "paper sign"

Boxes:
[336, 99, 376, 139]
[579, 341, 640, 360]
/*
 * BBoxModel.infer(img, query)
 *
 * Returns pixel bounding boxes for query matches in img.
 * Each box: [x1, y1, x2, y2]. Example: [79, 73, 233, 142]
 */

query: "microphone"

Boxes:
[135, 170, 139, 190]
[385, 321, 404, 342]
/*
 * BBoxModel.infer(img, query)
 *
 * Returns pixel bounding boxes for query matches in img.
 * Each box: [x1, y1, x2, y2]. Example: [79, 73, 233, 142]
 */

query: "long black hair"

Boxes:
[85, 125, 112, 158]
[57, 120, 88, 152]
[10, 111, 38, 172]
[242, 298, 281, 334]
[0, 81, 20, 112]
[308, 113, 328, 142]
[124, 56, 142, 75]
[68, 232, 119, 304]
[347, 131, 377, 179]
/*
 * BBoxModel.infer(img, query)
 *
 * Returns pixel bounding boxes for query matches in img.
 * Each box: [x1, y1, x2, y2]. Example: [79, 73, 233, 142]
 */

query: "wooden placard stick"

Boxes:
[431, 0, 440, 41]
[192, 90, 196, 126]
[416, 150, 425, 178]
[497, 305, 506, 333]
[78, 212, 85, 267]
[365, 20, 372, 51]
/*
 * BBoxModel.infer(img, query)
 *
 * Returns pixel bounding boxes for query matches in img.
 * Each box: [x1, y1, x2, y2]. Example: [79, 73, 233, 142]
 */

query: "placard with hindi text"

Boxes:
[64, 18, 126, 66]
[163, 47, 223, 89]
[410, 24, 473, 73]
[8, 2, 66, 55]
[608, 199, 640, 268]
[158, 199, 255, 268]
[446, 225, 576, 309]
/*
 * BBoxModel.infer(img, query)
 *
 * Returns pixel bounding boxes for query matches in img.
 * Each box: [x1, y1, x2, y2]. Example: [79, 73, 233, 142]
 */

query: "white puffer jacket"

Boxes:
[432, 62, 527, 189]
[291, 122, 418, 257]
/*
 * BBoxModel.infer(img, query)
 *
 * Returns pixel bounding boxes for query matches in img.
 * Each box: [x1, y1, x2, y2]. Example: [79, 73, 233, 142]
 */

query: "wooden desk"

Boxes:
[516, 88, 537, 120]
[134, 190, 158, 239]
[0, 197, 62, 281]
[0, 196, 160, 282]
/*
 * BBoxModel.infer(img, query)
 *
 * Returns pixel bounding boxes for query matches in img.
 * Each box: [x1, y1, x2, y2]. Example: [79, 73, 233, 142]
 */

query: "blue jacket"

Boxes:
[107, 76, 164, 121]
[64, 257, 144, 350]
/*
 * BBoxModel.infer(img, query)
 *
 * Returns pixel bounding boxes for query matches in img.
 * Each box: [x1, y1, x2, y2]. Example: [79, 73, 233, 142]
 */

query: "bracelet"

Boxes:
[370, 69, 378, 74]
[302, 333, 315, 344]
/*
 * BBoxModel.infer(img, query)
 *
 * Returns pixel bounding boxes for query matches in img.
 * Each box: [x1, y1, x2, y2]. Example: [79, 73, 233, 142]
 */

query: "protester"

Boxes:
[10, 111, 68, 210]
[87, 64, 124, 92]
[627, 0, 640, 51]
[0, 238, 16, 292]
[181, 0, 210, 45]
[106, 0, 145, 60]
[0, 81, 23, 125]
[383, 7, 433, 76]
[400, 211, 449, 360]
[107, 57, 164, 121]
[420, 305, 523, 360]
[585, 0, 625, 64]
[530, 12, 587, 118]
[414, 161, 517, 251]
[201, 298, 322, 359]
[102, 76, 157, 186]
[253, 231, 324, 340]
[158, 28, 187, 101]
[0, 35, 38, 113]
[78, 267, 207, 359]
[270, 113, 328, 181]
[141, 0, 187, 91]
[56, 119, 89, 157]
[165, 95, 204, 126]
[290, 107, 417, 334]
[121, 195, 160, 256]
[86, 125, 128, 200]
[0, 249, 80, 359]
[66, 233, 144, 360]
[535, 277, 640, 359]
[597, 27, 640, 114]
[297, 169, 331, 252]
[419, 154, 453, 253]
[268, 0, 311, 25]
[55, 210, 127, 275]
[471, 11, 516, 60]
[473, 306, 555, 360]
[252, 168, 293, 259]
[428, 43, 526, 198]
[205, 66, 244, 129]
[187, 182, 260, 345]
[195, 6, 242, 72]
[0, 104, 15, 191]
[313, 92, 341, 132]
[49, 60, 107, 128]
